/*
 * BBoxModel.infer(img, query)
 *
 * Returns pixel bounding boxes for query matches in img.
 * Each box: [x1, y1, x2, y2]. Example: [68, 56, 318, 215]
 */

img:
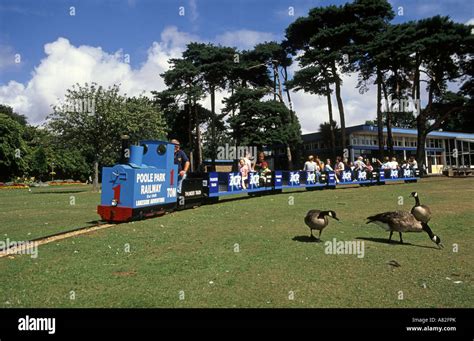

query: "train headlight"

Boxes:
[111, 199, 118, 207]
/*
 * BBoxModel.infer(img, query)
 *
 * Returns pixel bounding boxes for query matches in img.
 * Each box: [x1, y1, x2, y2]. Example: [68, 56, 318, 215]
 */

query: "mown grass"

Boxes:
[0, 177, 472, 308]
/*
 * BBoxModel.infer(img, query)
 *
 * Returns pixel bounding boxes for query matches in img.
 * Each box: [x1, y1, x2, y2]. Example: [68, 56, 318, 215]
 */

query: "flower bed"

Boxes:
[0, 184, 29, 190]
[49, 180, 85, 186]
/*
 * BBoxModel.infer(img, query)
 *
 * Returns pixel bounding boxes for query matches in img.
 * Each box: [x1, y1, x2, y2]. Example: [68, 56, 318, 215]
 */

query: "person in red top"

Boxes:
[254, 152, 270, 174]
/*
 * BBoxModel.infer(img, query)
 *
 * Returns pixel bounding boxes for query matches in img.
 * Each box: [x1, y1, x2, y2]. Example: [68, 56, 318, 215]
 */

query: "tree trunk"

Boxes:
[283, 65, 294, 169]
[381, 81, 394, 157]
[283, 66, 293, 111]
[386, 111, 394, 157]
[194, 98, 202, 171]
[274, 64, 284, 103]
[93, 158, 99, 192]
[210, 86, 216, 165]
[273, 68, 277, 101]
[412, 55, 420, 106]
[376, 70, 385, 160]
[188, 98, 193, 171]
[332, 63, 346, 151]
[416, 86, 434, 177]
[416, 116, 427, 177]
[325, 81, 336, 159]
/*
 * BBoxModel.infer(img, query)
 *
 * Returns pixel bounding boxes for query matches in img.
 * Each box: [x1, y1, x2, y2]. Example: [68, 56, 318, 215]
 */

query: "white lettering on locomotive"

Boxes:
[140, 184, 162, 195]
[167, 188, 177, 198]
[136, 173, 166, 183]
[135, 197, 165, 206]
[358, 171, 367, 181]
[307, 172, 316, 183]
[403, 169, 411, 177]
[391, 170, 398, 178]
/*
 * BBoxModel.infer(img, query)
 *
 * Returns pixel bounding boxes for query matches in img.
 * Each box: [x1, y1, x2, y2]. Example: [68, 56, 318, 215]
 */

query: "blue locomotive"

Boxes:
[98, 139, 420, 222]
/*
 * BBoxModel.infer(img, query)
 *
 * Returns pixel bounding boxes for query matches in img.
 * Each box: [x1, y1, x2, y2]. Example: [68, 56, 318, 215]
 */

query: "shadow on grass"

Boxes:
[292, 235, 322, 243]
[356, 237, 440, 250]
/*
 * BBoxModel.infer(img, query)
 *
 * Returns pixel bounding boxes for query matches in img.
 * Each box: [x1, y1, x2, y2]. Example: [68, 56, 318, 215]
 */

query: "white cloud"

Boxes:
[189, 0, 199, 24]
[0, 26, 198, 124]
[0, 26, 276, 125]
[0, 44, 19, 71]
[466, 18, 474, 25]
[1, 25, 444, 133]
[290, 72, 377, 135]
[215, 30, 277, 50]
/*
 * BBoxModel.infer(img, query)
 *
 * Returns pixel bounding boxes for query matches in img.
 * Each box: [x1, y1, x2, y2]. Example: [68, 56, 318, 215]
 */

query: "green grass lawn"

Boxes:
[0, 177, 473, 308]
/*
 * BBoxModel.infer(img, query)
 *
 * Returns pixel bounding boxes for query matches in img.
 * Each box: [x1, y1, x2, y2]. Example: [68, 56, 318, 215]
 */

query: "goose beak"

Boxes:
[334, 217, 340, 221]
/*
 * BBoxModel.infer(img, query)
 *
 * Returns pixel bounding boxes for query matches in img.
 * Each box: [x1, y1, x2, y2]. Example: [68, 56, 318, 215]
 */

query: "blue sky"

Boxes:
[0, 0, 472, 129]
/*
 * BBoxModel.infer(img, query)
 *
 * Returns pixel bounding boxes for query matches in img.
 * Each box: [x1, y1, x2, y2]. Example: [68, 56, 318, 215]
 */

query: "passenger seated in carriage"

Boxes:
[354, 156, 367, 171]
[335, 156, 344, 182]
[255, 152, 271, 186]
[365, 159, 374, 172]
[324, 159, 334, 172]
[238, 158, 249, 189]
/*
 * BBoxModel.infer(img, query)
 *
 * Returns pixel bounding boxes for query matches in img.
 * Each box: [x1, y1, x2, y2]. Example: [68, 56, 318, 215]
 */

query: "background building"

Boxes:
[302, 124, 474, 174]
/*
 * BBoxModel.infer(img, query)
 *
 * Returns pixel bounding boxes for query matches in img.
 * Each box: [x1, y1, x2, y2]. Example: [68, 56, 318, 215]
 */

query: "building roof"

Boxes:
[303, 124, 474, 142]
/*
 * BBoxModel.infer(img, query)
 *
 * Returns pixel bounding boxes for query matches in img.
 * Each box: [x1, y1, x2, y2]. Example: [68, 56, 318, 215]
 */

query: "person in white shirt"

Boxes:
[377, 156, 391, 169]
[354, 156, 366, 170]
[408, 156, 418, 169]
[389, 157, 399, 169]
[304, 155, 318, 172]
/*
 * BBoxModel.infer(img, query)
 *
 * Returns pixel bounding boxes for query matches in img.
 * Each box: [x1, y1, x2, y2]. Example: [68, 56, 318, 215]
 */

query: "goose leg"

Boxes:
[399, 232, 403, 244]
[389, 231, 393, 243]
[310, 229, 314, 239]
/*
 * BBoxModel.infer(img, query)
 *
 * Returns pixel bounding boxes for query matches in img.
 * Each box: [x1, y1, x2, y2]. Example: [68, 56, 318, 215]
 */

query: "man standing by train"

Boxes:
[171, 139, 190, 194]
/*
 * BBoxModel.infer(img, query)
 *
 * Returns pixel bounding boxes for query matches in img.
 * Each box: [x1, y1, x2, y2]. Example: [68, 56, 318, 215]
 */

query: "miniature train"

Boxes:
[97, 140, 420, 222]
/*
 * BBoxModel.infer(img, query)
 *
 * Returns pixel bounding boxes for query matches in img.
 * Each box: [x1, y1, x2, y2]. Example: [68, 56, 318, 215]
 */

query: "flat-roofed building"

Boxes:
[301, 124, 474, 174]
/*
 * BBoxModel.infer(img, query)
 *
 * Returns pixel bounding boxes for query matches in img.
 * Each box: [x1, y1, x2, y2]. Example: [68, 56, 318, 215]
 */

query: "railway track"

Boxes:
[0, 223, 115, 259]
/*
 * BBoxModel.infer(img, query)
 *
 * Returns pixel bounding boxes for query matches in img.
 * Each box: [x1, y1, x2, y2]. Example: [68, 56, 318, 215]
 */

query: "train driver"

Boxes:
[171, 139, 190, 193]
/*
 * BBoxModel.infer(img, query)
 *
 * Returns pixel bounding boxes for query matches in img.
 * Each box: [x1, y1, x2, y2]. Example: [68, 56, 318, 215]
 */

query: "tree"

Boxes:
[47, 83, 167, 190]
[250, 41, 297, 167]
[285, 4, 355, 151]
[0, 104, 27, 126]
[0, 114, 28, 181]
[226, 88, 302, 161]
[319, 120, 341, 155]
[287, 65, 338, 158]
[182, 43, 236, 164]
[409, 17, 472, 172]
[351, 0, 395, 159]
[157, 56, 209, 170]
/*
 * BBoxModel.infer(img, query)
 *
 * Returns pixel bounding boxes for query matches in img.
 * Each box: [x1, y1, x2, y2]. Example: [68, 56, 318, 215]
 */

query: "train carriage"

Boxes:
[98, 139, 420, 223]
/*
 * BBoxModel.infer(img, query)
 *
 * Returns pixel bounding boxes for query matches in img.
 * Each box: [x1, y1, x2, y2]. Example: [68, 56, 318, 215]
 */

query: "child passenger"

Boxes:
[239, 158, 249, 189]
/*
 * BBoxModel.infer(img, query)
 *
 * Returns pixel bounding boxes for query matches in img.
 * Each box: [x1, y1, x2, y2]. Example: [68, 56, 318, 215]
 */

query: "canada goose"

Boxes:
[410, 192, 432, 223]
[366, 210, 442, 248]
[304, 210, 339, 240]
